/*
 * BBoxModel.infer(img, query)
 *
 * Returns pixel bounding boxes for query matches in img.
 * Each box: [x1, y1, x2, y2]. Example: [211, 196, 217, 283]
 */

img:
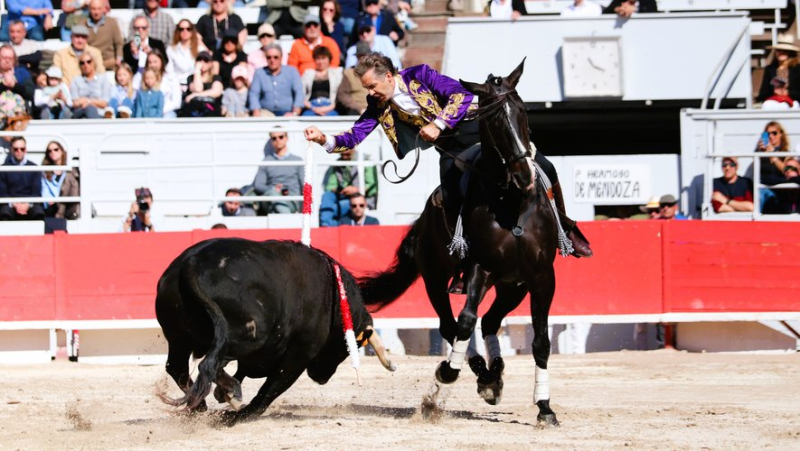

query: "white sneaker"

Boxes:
[118, 106, 132, 118]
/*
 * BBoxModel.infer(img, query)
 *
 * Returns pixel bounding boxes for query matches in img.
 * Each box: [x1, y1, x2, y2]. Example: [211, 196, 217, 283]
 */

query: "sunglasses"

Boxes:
[259, 33, 275, 38]
[322, 6, 335, 11]
[785, 166, 800, 173]
[178, 26, 192, 31]
[12, 146, 26, 151]
[351, 204, 366, 208]
[270, 134, 287, 141]
[646, 208, 659, 214]
[721, 162, 737, 168]
[266, 55, 281, 60]
[768, 130, 780, 136]
[79, 60, 93, 65]
[133, 25, 148, 30]
[305, 23, 320, 27]
[47, 147, 62, 152]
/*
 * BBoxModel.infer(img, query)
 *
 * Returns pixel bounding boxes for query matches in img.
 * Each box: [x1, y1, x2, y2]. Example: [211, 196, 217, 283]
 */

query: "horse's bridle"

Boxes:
[472, 88, 532, 170]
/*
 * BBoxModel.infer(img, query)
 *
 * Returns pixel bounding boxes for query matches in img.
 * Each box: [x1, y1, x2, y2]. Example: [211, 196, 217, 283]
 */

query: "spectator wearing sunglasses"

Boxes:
[339, 192, 379, 225]
[195, 0, 247, 52]
[344, 16, 401, 69]
[52, 24, 105, 86]
[167, 19, 208, 86]
[249, 44, 303, 117]
[0, 136, 45, 221]
[755, 121, 792, 213]
[123, 16, 168, 77]
[656, 194, 687, 220]
[70, 51, 112, 119]
[288, 14, 341, 75]
[128, 0, 174, 45]
[602, 0, 657, 17]
[711, 157, 754, 213]
[250, 128, 304, 214]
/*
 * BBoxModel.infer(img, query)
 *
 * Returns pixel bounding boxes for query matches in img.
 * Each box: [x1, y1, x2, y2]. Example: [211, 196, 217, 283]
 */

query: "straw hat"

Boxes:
[767, 35, 800, 52]
[639, 196, 660, 212]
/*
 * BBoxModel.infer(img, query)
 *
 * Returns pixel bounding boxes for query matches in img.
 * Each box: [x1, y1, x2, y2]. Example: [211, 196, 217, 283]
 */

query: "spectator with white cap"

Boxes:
[248, 22, 277, 75]
[34, 66, 73, 120]
[288, 14, 341, 75]
[222, 65, 250, 117]
[638, 196, 661, 219]
[52, 24, 105, 86]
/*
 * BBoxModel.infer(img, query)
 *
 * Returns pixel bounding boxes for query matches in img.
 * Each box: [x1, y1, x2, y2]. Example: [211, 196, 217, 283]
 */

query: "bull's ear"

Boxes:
[505, 57, 526, 89]
[460, 79, 491, 97]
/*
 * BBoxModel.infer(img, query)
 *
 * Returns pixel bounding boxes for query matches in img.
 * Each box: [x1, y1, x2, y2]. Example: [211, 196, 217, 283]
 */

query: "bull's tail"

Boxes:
[358, 220, 420, 311]
[172, 256, 229, 411]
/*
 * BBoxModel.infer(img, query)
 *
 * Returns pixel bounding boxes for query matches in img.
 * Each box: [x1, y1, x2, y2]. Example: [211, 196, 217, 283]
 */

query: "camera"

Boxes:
[281, 187, 289, 196]
[135, 187, 151, 213]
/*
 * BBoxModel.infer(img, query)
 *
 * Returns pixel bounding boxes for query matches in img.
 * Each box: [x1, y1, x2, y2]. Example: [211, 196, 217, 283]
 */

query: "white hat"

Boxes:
[46, 66, 63, 79]
[767, 35, 800, 52]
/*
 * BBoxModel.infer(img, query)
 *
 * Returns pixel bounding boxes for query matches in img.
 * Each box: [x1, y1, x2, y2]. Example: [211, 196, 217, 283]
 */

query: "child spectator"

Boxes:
[221, 65, 249, 117]
[108, 63, 135, 118]
[34, 66, 73, 119]
[133, 68, 164, 118]
[761, 77, 800, 110]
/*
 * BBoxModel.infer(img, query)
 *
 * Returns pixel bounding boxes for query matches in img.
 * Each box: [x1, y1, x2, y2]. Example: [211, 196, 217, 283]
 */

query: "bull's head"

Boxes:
[306, 323, 396, 385]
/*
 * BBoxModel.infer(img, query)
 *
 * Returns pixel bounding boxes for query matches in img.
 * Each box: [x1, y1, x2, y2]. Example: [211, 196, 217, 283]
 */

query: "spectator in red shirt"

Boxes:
[287, 14, 341, 75]
[711, 157, 754, 213]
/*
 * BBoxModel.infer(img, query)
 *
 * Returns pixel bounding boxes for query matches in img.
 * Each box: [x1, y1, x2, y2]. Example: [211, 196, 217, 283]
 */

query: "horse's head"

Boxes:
[460, 58, 535, 196]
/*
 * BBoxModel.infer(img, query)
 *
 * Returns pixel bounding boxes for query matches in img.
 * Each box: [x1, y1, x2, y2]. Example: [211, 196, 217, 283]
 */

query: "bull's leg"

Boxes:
[529, 267, 558, 427]
[467, 282, 528, 405]
[436, 264, 491, 385]
[213, 366, 244, 411]
[219, 359, 307, 427]
[164, 344, 208, 412]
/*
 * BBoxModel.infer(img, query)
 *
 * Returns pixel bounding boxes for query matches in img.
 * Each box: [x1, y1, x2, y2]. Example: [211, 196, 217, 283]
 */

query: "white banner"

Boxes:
[573, 164, 651, 204]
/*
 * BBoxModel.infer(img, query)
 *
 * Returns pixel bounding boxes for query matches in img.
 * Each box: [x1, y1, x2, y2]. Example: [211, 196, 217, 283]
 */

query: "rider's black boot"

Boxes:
[551, 182, 593, 258]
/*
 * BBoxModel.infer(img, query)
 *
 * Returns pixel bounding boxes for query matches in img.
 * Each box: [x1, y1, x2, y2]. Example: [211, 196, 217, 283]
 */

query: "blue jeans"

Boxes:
[319, 191, 351, 226]
[108, 97, 134, 116]
[301, 97, 338, 116]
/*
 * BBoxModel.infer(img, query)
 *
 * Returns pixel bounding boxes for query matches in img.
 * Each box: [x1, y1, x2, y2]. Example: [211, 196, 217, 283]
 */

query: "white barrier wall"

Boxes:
[443, 13, 752, 104]
[16, 118, 681, 228]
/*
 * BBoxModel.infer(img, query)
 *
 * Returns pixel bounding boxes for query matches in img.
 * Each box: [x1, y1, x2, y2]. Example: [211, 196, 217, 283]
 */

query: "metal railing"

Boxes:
[704, 151, 800, 219]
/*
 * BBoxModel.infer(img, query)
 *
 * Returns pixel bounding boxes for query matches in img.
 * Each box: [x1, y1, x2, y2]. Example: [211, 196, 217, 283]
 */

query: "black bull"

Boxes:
[156, 238, 396, 425]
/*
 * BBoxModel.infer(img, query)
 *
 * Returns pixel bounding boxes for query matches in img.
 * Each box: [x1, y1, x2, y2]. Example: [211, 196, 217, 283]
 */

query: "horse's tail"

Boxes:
[358, 220, 420, 311]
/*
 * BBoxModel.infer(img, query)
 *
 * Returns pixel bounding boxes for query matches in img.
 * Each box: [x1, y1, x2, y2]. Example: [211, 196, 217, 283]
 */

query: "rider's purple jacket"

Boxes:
[330, 64, 476, 157]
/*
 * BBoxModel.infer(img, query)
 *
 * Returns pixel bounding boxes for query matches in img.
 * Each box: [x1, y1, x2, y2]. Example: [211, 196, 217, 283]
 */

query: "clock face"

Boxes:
[562, 37, 623, 98]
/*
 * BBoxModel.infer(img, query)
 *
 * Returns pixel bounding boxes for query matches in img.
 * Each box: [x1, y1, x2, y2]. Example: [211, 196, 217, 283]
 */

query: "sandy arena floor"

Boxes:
[1, 350, 799, 450]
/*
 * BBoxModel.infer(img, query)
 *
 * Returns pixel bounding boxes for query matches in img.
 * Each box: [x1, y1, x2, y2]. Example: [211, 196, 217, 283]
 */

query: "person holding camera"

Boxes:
[123, 16, 167, 79]
[122, 187, 157, 232]
[251, 128, 304, 214]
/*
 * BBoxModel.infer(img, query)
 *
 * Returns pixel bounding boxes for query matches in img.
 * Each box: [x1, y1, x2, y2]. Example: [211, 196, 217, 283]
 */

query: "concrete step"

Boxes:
[421, 0, 451, 14]
[407, 31, 446, 47]
[413, 15, 450, 32]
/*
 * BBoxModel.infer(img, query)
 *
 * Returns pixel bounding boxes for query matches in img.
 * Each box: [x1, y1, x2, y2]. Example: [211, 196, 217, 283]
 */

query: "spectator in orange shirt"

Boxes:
[287, 14, 341, 75]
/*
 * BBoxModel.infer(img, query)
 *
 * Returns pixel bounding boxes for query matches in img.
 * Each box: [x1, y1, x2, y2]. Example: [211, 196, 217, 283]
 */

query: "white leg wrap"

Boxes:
[485, 335, 502, 361]
[534, 366, 550, 403]
[448, 339, 470, 370]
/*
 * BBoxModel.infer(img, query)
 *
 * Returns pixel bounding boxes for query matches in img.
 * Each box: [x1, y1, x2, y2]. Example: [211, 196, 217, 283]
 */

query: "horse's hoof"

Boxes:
[213, 385, 227, 404]
[536, 413, 559, 428]
[477, 376, 503, 405]
[435, 361, 460, 384]
[468, 355, 487, 377]
[489, 356, 505, 376]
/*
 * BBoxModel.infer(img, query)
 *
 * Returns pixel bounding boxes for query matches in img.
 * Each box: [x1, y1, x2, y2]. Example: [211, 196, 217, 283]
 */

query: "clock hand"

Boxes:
[588, 57, 605, 72]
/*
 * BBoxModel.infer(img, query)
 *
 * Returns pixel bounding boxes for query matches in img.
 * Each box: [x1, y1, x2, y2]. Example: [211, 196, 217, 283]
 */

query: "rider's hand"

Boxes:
[304, 126, 326, 145]
[420, 123, 441, 142]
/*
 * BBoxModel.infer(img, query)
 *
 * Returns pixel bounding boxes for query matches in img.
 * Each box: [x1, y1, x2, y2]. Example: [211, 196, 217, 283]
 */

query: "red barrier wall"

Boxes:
[0, 221, 798, 323]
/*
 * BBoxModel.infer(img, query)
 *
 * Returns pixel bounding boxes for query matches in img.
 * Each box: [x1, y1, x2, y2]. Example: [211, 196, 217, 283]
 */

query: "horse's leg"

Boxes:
[421, 266, 458, 346]
[529, 268, 558, 427]
[467, 282, 528, 405]
[436, 263, 491, 385]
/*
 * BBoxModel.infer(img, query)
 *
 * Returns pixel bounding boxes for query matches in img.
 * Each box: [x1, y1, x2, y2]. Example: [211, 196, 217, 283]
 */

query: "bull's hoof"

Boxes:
[218, 410, 244, 427]
[214, 386, 244, 411]
[435, 361, 460, 384]
[213, 385, 227, 404]
[536, 413, 559, 428]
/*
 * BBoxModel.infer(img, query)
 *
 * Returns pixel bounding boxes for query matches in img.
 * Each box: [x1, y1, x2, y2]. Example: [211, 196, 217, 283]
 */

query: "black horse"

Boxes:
[360, 60, 563, 426]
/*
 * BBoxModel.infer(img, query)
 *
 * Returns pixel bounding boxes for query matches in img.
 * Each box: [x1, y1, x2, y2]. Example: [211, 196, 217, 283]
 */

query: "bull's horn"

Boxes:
[367, 327, 398, 372]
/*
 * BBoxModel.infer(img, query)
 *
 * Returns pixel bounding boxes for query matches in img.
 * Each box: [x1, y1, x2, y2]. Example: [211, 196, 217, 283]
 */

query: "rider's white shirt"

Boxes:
[322, 79, 446, 152]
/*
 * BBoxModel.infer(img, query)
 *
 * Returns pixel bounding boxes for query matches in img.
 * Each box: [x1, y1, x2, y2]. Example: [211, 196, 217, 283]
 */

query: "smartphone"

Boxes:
[133, 32, 142, 49]
[761, 131, 770, 147]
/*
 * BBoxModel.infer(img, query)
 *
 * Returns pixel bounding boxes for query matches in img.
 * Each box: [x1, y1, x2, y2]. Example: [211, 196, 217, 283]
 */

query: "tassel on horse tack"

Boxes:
[534, 164, 574, 258]
[448, 207, 468, 259]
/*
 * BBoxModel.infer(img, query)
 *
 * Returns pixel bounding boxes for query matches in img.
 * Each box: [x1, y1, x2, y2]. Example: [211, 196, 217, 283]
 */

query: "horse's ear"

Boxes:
[505, 57, 526, 89]
[460, 79, 491, 97]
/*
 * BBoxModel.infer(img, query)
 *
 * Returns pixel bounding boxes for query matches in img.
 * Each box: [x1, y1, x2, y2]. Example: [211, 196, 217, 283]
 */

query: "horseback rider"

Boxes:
[303, 52, 591, 257]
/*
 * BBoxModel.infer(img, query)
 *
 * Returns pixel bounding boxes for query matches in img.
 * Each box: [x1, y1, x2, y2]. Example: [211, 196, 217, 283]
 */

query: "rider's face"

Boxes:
[360, 69, 394, 102]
